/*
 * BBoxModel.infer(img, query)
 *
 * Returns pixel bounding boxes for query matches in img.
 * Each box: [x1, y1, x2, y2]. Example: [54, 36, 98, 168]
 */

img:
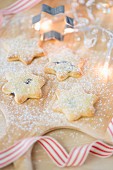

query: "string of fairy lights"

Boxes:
[32, 1, 113, 81]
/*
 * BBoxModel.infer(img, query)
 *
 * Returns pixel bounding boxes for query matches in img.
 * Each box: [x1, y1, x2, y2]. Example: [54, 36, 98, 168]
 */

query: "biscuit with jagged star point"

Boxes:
[44, 55, 84, 81]
[5, 36, 44, 65]
[2, 73, 45, 104]
[53, 87, 98, 121]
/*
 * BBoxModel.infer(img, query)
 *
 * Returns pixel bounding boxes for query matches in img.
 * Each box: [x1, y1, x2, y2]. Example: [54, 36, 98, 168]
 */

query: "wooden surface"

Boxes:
[0, 0, 113, 170]
[0, 106, 113, 170]
[0, 108, 113, 170]
[0, 0, 15, 9]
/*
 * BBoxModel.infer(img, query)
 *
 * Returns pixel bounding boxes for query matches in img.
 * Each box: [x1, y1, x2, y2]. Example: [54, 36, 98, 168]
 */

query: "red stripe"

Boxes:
[65, 147, 76, 166]
[90, 150, 109, 157]
[0, 139, 34, 168]
[111, 121, 113, 125]
[0, 142, 24, 161]
[77, 145, 89, 166]
[46, 138, 68, 158]
[3, 0, 31, 14]
[2, 0, 24, 11]
[92, 146, 112, 153]
[96, 141, 113, 150]
[0, 135, 113, 168]
[4, 0, 42, 14]
[41, 138, 65, 163]
[12, 0, 41, 14]
[70, 147, 82, 166]
[71, 147, 82, 166]
[0, 141, 20, 154]
[108, 127, 113, 137]
[38, 141, 61, 166]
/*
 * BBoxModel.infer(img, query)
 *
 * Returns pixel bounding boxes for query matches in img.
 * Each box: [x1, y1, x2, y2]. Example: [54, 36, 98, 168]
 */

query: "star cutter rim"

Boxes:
[32, 4, 74, 41]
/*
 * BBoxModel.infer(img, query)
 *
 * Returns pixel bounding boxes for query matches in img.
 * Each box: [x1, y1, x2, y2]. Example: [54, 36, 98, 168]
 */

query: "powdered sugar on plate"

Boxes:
[0, 34, 113, 147]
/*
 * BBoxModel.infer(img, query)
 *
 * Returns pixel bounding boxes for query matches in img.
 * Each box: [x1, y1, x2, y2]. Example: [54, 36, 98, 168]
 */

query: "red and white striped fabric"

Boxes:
[107, 118, 113, 142]
[0, 118, 113, 168]
[0, 0, 42, 27]
[1, 1, 113, 167]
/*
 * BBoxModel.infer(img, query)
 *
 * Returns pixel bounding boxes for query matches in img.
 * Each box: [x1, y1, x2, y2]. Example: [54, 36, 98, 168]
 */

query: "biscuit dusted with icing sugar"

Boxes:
[2, 73, 46, 104]
[5, 36, 44, 65]
[44, 55, 84, 81]
[53, 86, 98, 121]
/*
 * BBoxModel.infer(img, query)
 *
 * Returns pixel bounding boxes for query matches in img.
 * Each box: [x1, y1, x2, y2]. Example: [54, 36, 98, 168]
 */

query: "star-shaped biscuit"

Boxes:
[4, 36, 44, 65]
[44, 54, 84, 81]
[2, 73, 45, 104]
[53, 86, 98, 121]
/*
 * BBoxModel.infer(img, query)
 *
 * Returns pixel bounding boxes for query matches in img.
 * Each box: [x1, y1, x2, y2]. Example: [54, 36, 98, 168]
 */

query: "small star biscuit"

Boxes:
[2, 73, 46, 104]
[53, 86, 98, 121]
[4, 36, 44, 65]
[44, 55, 84, 81]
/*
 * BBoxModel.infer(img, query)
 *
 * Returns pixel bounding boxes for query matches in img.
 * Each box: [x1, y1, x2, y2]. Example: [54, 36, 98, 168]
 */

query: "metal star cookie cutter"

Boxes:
[32, 4, 74, 41]
[64, 16, 74, 34]
[40, 17, 74, 41]
[32, 4, 65, 31]
[41, 31, 64, 41]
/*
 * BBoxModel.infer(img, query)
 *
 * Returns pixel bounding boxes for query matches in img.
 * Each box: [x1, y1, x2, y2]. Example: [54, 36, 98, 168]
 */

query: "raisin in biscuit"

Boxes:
[44, 54, 84, 81]
[2, 72, 46, 104]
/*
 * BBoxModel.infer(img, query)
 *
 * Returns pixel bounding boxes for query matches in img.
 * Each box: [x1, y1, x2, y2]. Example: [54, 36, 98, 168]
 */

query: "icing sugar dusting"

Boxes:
[3, 35, 44, 65]
[0, 39, 113, 147]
